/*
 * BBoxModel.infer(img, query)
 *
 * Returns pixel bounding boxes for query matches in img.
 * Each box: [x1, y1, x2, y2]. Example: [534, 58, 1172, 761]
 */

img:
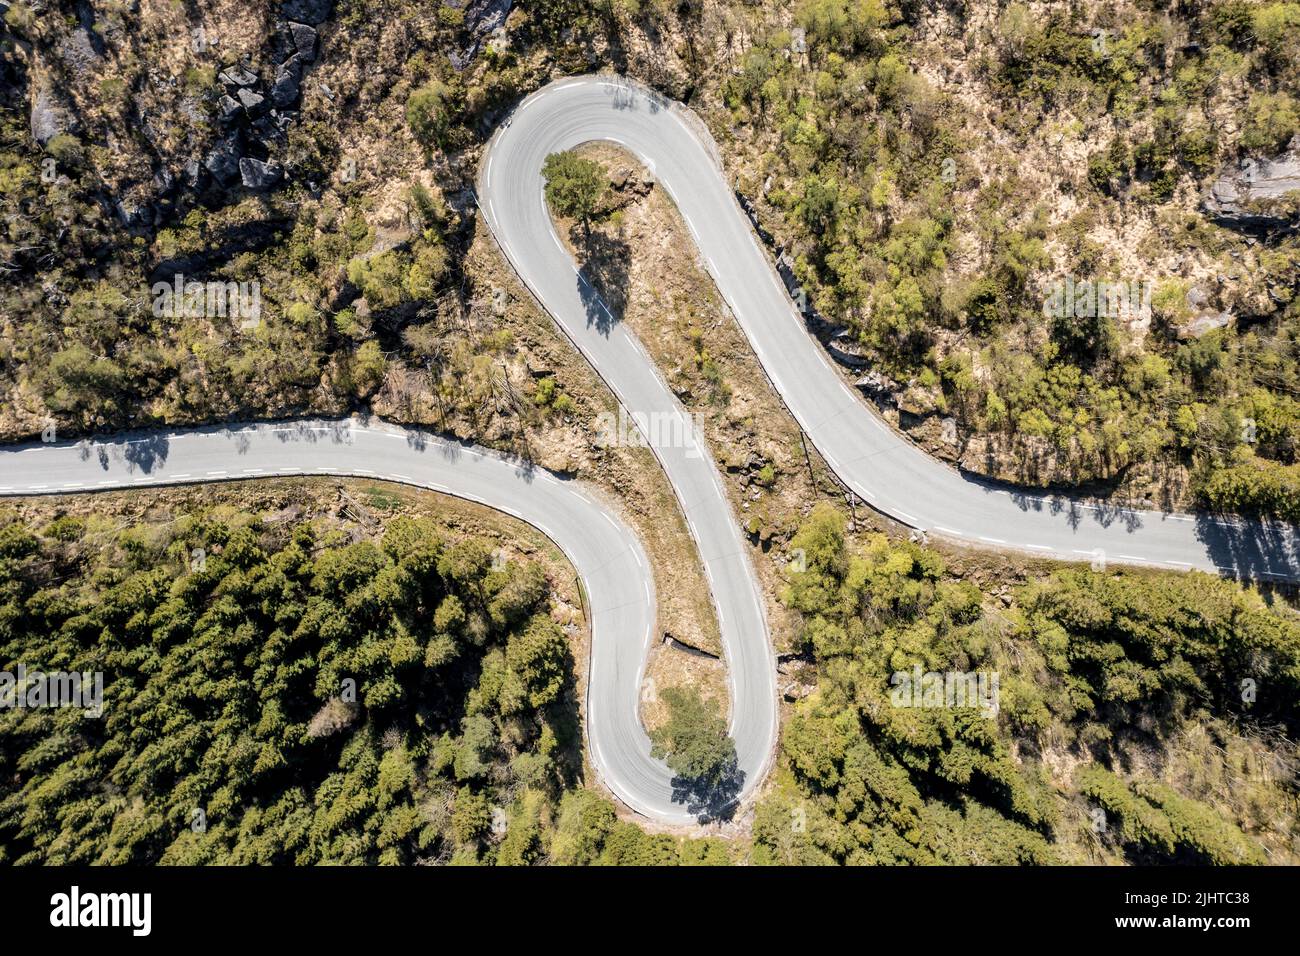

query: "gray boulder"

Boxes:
[1176, 310, 1234, 340]
[1203, 140, 1300, 234]
[252, 112, 292, 147]
[278, 53, 308, 81]
[219, 67, 259, 88]
[289, 22, 318, 59]
[114, 197, 154, 230]
[219, 94, 243, 122]
[204, 133, 243, 186]
[239, 157, 283, 190]
[237, 87, 266, 114]
[271, 72, 300, 109]
[29, 75, 74, 146]
[856, 369, 898, 400]
[59, 26, 102, 79]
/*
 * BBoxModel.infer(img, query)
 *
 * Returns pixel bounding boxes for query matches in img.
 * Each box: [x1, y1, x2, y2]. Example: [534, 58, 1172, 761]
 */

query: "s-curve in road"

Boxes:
[480, 74, 1300, 583]
[482, 86, 779, 822]
[0, 418, 709, 824]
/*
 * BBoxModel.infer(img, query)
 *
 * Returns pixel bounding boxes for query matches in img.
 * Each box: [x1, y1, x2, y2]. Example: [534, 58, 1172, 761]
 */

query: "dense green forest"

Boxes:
[0, 493, 728, 865]
[751, 504, 1299, 864]
[2, 491, 1296, 864]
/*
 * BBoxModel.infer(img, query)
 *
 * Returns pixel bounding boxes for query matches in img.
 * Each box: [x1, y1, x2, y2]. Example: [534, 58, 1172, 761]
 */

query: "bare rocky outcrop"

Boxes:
[28, 64, 76, 146]
[446, 0, 514, 68]
[16, 1, 333, 237]
[1202, 138, 1300, 235]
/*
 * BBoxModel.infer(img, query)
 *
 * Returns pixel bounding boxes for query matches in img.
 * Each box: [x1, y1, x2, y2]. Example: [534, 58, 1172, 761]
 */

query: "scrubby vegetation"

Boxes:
[4, 0, 1300, 517]
[718, 0, 1300, 513]
[751, 504, 1299, 864]
[0, 4, 546, 448]
[2, 490, 1296, 866]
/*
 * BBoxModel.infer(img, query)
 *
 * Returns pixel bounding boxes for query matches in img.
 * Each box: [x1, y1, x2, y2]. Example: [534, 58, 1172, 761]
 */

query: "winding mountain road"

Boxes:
[4, 74, 1299, 828]
[480, 75, 1300, 585]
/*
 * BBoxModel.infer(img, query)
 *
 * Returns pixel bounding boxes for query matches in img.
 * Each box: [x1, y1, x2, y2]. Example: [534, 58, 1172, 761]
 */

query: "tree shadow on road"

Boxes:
[670, 757, 744, 824]
[120, 434, 170, 473]
[572, 226, 630, 337]
[1193, 512, 1300, 582]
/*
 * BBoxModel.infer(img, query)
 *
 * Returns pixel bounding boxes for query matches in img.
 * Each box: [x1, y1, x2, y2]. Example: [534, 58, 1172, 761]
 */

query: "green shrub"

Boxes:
[406, 80, 453, 147]
[1241, 92, 1300, 153]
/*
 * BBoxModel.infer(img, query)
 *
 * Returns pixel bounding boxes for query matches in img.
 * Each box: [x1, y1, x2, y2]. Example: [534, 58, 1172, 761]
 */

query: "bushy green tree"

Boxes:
[649, 686, 737, 785]
[542, 151, 608, 231]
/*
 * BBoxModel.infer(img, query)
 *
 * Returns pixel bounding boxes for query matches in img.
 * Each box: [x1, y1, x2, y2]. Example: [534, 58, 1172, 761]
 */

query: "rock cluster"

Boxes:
[447, 0, 515, 69]
[1203, 137, 1300, 235]
[22, 2, 331, 233]
[201, 10, 323, 193]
